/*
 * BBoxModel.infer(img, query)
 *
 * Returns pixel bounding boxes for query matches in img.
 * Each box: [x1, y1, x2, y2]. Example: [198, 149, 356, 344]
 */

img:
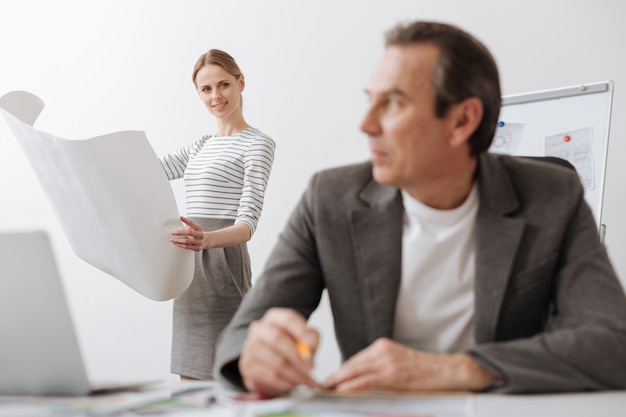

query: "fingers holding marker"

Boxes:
[297, 339, 312, 361]
[264, 308, 320, 362]
[241, 327, 315, 395]
[240, 309, 321, 396]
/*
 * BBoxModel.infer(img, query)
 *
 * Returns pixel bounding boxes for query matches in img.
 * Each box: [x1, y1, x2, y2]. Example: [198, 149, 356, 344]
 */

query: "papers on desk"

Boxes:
[0, 381, 217, 417]
[217, 388, 474, 417]
[0, 385, 474, 417]
[0, 91, 194, 301]
[0, 387, 170, 416]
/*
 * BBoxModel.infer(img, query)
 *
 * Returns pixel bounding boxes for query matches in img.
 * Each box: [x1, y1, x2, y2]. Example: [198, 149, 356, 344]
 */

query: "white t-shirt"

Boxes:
[393, 184, 479, 353]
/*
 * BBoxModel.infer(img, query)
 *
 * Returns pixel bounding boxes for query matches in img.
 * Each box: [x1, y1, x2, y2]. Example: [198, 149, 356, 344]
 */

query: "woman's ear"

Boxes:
[239, 74, 246, 93]
[448, 97, 483, 147]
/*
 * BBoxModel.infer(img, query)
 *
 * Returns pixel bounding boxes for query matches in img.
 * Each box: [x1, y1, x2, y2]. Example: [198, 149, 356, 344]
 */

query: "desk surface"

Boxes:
[476, 391, 626, 417]
[2, 385, 626, 417]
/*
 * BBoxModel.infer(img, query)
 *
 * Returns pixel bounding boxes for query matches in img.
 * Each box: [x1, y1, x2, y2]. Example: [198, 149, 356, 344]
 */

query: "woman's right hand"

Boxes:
[170, 216, 207, 251]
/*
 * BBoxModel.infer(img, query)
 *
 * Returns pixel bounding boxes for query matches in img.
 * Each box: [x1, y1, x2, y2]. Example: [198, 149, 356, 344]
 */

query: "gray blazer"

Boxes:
[215, 153, 626, 393]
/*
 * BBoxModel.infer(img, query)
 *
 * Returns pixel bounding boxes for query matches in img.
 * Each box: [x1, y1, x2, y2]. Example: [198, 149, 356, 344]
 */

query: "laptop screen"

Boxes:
[0, 230, 91, 396]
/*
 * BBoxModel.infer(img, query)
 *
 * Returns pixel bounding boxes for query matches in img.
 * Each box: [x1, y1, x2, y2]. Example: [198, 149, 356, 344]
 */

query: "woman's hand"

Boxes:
[170, 216, 207, 251]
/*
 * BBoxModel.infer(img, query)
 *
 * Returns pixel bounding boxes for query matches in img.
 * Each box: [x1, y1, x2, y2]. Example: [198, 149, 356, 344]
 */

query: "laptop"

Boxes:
[0, 230, 159, 396]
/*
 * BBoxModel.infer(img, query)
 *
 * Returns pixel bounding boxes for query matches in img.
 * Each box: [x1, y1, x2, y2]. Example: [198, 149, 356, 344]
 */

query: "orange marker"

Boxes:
[564, 135, 571, 142]
[296, 340, 311, 361]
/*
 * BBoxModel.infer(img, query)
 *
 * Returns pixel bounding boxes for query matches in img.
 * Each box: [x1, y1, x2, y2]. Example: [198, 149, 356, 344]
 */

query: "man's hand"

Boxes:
[239, 308, 320, 397]
[323, 338, 496, 392]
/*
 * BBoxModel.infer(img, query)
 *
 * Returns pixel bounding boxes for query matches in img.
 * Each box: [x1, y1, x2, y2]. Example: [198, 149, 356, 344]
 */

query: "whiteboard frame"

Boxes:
[502, 81, 611, 106]
[500, 81, 614, 239]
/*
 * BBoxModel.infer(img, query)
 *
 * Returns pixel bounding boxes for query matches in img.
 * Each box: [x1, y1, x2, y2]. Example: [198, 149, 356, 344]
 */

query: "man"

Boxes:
[214, 20, 626, 396]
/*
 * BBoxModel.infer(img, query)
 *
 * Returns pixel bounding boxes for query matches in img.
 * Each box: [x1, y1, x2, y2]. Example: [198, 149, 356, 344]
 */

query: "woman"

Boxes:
[160, 49, 275, 380]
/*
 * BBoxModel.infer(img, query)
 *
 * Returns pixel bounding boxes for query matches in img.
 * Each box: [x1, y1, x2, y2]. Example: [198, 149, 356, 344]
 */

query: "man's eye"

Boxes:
[386, 99, 399, 109]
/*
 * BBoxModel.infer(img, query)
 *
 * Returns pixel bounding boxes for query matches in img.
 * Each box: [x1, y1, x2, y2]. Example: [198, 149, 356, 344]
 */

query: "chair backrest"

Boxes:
[522, 155, 576, 171]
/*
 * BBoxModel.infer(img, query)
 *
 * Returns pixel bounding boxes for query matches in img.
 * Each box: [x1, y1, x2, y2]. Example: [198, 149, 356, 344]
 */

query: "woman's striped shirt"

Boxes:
[160, 127, 275, 235]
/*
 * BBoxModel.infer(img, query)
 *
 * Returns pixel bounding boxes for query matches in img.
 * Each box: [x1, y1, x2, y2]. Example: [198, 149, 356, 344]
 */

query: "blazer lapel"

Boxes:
[346, 154, 526, 346]
[474, 154, 526, 343]
[350, 180, 403, 343]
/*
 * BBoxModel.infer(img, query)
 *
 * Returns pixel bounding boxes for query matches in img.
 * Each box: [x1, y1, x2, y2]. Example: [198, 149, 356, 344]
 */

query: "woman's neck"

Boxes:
[215, 117, 251, 137]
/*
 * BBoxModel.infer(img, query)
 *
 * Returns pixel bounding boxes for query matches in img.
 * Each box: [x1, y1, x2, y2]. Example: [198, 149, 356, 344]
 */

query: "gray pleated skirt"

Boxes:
[170, 217, 251, 380]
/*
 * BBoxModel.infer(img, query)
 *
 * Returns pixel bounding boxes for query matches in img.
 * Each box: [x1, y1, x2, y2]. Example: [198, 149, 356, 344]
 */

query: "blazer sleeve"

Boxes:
[469, 175, 626, 393]
[214, 173, 327, 390]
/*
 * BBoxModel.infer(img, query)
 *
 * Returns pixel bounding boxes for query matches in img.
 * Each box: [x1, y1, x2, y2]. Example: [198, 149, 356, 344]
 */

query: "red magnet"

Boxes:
[564, 135, 571, 142]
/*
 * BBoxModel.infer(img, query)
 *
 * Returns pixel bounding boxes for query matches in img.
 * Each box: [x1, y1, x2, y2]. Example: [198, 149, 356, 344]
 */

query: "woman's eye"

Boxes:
[219, 83, 229, 89]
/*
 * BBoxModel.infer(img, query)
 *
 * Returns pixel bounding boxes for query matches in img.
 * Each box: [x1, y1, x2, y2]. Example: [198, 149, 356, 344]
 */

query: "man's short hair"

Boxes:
[385, 21, 501, 156]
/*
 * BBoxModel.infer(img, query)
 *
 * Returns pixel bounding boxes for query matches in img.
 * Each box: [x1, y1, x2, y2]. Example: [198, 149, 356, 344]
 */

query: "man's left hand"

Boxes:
[323, 338, 496, 392]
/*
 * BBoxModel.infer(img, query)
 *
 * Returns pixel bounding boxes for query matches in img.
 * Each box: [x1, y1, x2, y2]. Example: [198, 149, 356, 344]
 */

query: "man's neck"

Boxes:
[404, 158, 478, 210]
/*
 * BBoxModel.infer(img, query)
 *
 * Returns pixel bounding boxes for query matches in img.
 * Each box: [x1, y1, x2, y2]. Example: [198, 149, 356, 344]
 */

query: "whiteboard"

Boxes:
[490, 81, 614, 234]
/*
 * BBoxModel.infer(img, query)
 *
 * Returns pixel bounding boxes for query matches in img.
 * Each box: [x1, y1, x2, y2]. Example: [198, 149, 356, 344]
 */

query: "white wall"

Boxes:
[1, 0, 625, 383]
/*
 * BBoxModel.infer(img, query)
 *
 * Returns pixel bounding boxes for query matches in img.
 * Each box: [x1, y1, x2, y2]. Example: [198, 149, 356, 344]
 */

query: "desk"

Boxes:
[2, 385, 626, 416]
[475, 391, 626, 417]
[209, 391, 626, 417]
[205, 390, 626, 417]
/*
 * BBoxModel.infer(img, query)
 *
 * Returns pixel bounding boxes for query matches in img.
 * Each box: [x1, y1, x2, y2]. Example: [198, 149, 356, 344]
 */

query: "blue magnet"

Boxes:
[498, 121, 505, 127]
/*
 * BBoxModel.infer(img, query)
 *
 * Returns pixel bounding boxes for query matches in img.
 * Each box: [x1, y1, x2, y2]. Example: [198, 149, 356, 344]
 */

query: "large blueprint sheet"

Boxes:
[0, 91, 194, 301]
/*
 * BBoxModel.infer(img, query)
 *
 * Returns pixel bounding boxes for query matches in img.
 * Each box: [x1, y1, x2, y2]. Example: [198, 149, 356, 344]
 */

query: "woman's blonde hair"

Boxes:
[192, 49, 242, 86]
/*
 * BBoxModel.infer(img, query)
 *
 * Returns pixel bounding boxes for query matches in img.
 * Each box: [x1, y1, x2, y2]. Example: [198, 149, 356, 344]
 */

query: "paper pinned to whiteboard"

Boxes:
[545, 126, 595, 191]
[0, 90, 194, 301]
[490, 122, 525, 155]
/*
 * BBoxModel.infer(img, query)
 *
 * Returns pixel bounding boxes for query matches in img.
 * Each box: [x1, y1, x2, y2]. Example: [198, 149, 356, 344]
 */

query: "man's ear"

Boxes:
[448, 97, 483, 147]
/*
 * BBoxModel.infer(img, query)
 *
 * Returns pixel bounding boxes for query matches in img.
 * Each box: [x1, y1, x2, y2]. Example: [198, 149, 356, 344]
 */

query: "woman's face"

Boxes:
[195, 64, 244, 120]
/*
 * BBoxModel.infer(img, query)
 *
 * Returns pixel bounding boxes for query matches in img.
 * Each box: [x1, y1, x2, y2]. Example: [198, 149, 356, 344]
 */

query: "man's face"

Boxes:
[361, 43, 458, 192]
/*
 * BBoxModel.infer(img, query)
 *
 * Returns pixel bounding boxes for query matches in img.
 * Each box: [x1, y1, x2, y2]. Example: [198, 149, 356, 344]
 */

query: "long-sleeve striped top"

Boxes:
[160, 127, 275, 235]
